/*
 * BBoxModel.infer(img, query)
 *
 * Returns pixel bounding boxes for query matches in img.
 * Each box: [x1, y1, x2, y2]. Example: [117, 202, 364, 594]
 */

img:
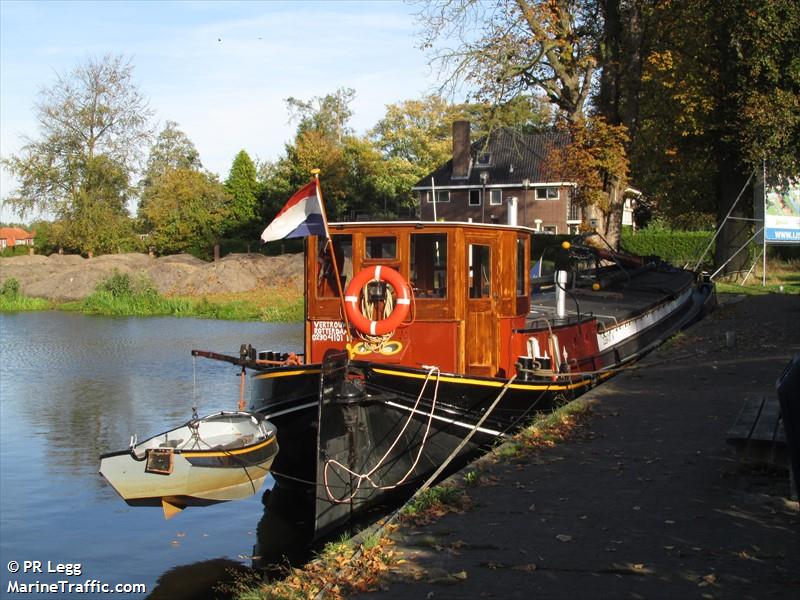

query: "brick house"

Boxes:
[412, 121, 582, 234]
[0, 227, 35, 251]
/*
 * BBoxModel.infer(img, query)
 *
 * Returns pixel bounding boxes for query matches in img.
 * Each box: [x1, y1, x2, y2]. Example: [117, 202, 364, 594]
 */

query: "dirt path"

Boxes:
[0, 252, 304, 301]
[358, 293, 800, 599]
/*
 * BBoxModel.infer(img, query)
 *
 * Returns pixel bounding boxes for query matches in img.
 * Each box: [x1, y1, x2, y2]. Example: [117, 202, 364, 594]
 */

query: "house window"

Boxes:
[469, 190, 481, 206]
[476, 153, 491, 166]
[543, 225, 558, 234]
[411, 233, 447, 298]
[490, 190, 502, 205]
[536, 187, 559, 200]
[426, 190, 450, 203]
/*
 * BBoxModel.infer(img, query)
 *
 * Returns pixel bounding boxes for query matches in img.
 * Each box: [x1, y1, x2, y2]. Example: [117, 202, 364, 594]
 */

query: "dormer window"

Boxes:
[476, 152, 491, 167]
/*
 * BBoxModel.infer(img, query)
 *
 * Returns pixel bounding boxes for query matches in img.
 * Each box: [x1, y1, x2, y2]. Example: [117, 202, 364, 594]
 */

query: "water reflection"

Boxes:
[0, 312, 304, 596]
[147, 559, 250, 600]
[142, 481, 317, 599]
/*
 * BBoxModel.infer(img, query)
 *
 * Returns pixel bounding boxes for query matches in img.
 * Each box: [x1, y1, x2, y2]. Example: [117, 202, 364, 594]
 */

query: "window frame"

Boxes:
[536, 187, 560, 200]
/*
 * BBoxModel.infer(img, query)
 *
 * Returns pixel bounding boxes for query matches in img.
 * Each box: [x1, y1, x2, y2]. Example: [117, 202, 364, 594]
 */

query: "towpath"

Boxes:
[359, 293, 800, 599]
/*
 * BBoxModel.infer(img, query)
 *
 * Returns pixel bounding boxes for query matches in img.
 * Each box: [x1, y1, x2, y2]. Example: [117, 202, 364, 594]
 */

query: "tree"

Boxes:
[544, 116, 630, 240]
[370, 95, 463, 174]
[141, 121, 202, 187]
[223, 150, 260, 237]
[418, 0, 602, 123]
[632, 0, 800, 270]
[285, 87, 356, 142]
[138, 121, 203, 227]
[2, 54, 152, 252]
[141, 168, 231, 255]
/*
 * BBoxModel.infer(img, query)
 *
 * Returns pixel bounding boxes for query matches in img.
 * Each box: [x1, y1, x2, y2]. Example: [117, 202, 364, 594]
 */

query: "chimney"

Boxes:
[452, 120, 470, 179]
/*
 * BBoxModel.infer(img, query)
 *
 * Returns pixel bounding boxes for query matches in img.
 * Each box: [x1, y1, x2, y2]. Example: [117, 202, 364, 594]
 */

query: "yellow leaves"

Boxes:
[256, 536, 398, 600]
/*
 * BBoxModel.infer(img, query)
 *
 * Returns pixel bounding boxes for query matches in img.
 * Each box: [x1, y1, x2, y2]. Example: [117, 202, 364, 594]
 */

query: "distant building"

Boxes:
[412, 121, 582, 234]
[0, 227, 35, 250]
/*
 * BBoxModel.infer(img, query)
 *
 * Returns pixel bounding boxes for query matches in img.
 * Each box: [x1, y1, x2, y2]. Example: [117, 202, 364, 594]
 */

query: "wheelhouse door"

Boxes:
[465, 235, 498, 376]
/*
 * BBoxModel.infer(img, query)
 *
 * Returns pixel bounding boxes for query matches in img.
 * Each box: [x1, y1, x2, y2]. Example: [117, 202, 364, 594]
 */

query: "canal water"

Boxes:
[0, 312, 308, 599]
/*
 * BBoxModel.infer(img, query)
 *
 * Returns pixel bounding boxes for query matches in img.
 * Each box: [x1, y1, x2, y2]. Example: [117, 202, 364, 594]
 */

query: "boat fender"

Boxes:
[344, 266, 411, 336]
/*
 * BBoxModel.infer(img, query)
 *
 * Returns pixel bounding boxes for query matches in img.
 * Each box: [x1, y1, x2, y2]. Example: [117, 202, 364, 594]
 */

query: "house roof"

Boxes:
[413, 128, 571, 189]
[0, 227, 34, 239]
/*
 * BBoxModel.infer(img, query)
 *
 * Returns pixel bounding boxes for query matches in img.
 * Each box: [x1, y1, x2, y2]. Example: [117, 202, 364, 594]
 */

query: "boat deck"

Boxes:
[527, 266, 696, 329]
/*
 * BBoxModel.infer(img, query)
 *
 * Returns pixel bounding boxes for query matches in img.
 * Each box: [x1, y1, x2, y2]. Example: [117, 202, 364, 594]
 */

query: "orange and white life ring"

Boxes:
[344, 266, 411, 336]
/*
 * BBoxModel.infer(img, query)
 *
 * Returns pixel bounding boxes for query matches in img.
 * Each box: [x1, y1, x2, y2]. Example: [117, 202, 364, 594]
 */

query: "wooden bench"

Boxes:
[726, 395, 788, 468]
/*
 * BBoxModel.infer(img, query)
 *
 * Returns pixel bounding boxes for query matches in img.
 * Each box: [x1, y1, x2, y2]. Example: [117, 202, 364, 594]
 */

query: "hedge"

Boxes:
[620, 229, 714, 267]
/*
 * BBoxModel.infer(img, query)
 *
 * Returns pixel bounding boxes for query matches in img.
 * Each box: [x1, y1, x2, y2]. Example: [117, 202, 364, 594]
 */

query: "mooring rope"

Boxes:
[322, 365, 441, 504]
[312, 373, 518, 600]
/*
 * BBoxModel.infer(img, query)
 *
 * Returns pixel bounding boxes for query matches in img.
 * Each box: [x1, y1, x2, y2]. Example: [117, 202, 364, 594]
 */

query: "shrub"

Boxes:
[1, 278, 21, 298]
[620, 229, 715, 267]
[0, 278, 50, 311]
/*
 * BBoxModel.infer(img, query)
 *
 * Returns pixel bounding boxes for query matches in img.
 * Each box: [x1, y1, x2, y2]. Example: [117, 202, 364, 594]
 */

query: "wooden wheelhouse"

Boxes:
[305, 222, 531, 378]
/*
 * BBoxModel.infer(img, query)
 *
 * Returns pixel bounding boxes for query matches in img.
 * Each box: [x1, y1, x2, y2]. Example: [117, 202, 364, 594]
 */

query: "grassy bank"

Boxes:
[0, 279, 52, 312]
[715, 258, 800, 295]
[0, 273, 305, 322]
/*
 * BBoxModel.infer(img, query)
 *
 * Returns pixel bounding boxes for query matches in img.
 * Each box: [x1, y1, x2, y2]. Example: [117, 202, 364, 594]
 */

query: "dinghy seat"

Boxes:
[213, 434, 255, 450]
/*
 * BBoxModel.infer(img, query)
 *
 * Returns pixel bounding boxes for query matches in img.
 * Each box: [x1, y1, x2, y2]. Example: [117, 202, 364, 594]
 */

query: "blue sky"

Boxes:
[0, 0, 441, 222]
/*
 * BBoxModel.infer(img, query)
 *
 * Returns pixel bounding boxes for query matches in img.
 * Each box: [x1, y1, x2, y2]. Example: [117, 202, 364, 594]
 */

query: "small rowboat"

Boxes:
[99, 411, 278, 518]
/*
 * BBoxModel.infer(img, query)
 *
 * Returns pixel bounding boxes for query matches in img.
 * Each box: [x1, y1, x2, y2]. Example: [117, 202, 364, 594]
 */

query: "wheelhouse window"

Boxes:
[468, 244, 491, 299]
[469, 190, 481, 206]
[411, 233, 447, 298]
[516, 237, 526, 296]
[536, 187, 559, 200]
[490, 190, 502, 205]
[318, 234, 352, 297]
[365, 236, 396, 259]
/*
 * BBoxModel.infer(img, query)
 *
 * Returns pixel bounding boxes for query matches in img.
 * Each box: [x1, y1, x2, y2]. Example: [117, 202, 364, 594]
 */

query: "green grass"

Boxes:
[511, 398, 593, 452]
[0, 278, 51, 312]
[401, 485, 465, 519]
[56, 270, 306, 322]
[714, 258, 800, 296]
[716, 281, 800, 295]
[0, 293, 51, 312]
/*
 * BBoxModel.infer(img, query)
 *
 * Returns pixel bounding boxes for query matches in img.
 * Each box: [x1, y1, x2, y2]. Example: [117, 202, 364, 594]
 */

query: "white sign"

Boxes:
[765, 182, 800, 243]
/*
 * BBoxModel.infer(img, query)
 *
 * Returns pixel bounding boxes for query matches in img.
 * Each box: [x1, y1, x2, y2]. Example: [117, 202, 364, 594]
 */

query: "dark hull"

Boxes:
[249, 281, 714, 538]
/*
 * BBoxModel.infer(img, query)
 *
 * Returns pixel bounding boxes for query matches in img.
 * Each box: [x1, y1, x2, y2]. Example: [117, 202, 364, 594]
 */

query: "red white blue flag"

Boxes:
[260, 179, 329, 243]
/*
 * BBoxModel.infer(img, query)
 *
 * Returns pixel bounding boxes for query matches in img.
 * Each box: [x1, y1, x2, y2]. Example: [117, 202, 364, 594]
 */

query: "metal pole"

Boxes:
[710, 226, 764, 280]
[762, 160, 767, 287]
[482, 183, 486, 224]
[693, 170, 755, 271]
[431, 177, 437, 222]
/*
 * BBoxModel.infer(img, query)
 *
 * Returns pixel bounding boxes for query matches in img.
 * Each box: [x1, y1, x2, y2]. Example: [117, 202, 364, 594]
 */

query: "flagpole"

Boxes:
[311, 169, 352, 344]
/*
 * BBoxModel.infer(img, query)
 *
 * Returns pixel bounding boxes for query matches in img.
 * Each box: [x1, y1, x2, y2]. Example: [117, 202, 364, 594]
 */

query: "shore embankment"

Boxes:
[350, 292, 799, 599]
[0, 252, 306, 320]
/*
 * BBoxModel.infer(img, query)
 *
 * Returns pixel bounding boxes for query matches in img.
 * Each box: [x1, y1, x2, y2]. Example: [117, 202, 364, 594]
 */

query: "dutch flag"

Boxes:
[260, 179, 329, 243]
